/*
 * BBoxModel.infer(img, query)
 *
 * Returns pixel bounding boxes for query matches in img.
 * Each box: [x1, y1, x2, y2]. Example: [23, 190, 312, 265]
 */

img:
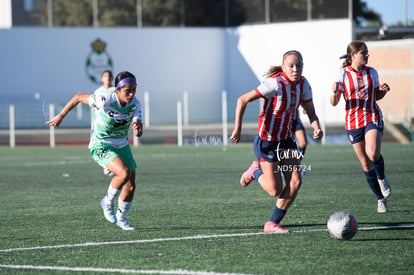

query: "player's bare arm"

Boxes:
[230, 89, 260, 143]
[330, 82, 343, 106]
[301, 101, 323, 140]
[133, 120, 143, 137]
[45, 93, 90, 127]
[375, 83, 390, 101]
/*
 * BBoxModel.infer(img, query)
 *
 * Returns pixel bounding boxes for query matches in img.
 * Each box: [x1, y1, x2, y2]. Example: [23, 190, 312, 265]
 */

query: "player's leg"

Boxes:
[100, 156, 130, 224]
[365, 124, 391, 198]
[115, 170, 136, 230]
[293, 120, 307, 158]
[106, 156, 131, 189]
[111, 146, 138, 230]
[90, 146, 122, 224]
[264, 157, 300, 234]
[257, 160, 283, 197]
[276, 159, 302, 209]
[352, 140, 387, 212]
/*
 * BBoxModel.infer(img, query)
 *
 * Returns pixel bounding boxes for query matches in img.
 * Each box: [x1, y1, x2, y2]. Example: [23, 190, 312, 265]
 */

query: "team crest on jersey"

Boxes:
[358, 78, 364, 87]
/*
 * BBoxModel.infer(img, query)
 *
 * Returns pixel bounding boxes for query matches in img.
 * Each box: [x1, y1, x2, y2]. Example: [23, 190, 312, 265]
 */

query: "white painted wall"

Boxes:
[0, 0, 12, 29]
[235, 19, 352, 125]
[0, 19, 352, 126]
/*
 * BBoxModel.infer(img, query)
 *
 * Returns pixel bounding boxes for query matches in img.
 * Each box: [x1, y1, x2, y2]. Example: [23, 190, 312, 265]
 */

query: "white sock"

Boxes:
[105, 185, 120, 204]
[117, 200, 132, 220]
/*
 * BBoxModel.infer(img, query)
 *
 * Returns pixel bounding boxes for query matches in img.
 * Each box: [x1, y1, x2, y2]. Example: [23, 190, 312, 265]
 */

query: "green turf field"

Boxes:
[0, 143, 413, 274]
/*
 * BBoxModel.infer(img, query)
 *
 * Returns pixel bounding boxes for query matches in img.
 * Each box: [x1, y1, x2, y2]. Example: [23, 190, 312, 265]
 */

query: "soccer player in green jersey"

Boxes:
[93, 70, 116, 176]
[94, 70, 115, 96]
[46, 71, 143, 230]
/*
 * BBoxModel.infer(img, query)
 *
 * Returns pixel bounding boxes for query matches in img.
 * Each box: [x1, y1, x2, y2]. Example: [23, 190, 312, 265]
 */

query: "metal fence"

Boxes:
[12, 0, 350, 28]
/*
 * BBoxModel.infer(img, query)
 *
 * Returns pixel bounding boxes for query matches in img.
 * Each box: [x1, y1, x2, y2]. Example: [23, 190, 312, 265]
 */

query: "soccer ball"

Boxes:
[327, 210, 358, 240]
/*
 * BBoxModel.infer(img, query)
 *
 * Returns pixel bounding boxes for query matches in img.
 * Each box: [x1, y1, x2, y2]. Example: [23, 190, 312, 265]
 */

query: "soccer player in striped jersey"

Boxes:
[331, 40, 391, 213]
[46, 71, 143, 230]
[264, 67, 308, 159]
[230, 50, 323, 233]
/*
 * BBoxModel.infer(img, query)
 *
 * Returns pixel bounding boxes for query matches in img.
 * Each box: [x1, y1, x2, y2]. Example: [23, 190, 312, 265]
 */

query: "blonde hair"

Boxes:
[264, 50, 303, 77]
[264, 66, 282, 77]
[282, 50, 303, 64]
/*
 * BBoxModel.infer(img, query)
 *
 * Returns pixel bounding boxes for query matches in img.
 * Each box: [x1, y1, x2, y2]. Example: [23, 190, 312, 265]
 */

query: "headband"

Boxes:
[116, 77, 136, 89]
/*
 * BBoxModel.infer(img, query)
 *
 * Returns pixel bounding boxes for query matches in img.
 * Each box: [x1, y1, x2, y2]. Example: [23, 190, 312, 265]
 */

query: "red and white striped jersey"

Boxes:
[255, 72, 313, 141]
[337, 66, 383, 130]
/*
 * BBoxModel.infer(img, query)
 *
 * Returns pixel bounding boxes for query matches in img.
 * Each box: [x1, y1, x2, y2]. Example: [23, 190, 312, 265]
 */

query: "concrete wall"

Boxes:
[0, 0, 11, 29]
[0, 27, 229, 124]
[0, 19, 364, 127]
[367, 39, 414, 125]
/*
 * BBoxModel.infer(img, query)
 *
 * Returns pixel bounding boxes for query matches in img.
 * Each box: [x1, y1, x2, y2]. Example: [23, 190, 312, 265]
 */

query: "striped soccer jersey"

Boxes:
[88, 92, 142, 149]
[255, 72, 312, 141]
[337, 66, 383, 130]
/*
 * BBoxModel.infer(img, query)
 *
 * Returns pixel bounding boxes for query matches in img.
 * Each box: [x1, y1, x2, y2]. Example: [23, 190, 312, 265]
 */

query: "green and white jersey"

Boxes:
[91, 86, 116, 133]
[93, 86, 115, 96]
[88, 92, 142, 149]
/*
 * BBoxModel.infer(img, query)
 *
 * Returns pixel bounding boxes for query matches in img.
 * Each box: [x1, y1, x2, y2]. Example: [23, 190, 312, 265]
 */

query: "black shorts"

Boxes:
[292, 119, 305, 132]
[253, 134, 297, 162]
[346, 121, 384, 144]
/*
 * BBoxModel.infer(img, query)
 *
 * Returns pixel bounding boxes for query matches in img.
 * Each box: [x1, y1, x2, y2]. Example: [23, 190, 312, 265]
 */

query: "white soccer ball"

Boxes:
[327, 210, 358, 240]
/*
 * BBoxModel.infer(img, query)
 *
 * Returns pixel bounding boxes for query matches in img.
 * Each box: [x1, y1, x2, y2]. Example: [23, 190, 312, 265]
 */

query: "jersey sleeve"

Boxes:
[334, 67, 345, 93]
[302, 78, 313, 102]
[88, 93, 107, 109]
[255, 77, 278, 99]
[369, 67, 380, 88]
[133, 98, 142, 121]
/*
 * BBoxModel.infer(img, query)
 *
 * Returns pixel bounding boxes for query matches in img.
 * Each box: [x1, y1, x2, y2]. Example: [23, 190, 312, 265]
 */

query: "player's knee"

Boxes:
[127, 182, 135, 193]
[290, 176, 302, 190]
[366, 152, 375, 162]
[117, 168, 131, 183]
[267, 190, 278, 197]
[267, 185, 283, 197]
[365, 147, 380, 162]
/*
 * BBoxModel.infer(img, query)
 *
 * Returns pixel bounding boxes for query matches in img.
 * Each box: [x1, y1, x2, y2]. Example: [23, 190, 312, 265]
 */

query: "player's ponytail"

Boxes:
[264, 66, 282, 77]
[341, 40, 367, 68]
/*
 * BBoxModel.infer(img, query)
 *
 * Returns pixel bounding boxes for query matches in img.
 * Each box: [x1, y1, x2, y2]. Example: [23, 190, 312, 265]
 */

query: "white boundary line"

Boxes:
[0, 232, 264, 253]
[1, 225, 413, 274]
[1, 224, 413, 254]
[0, 264, 252, 275]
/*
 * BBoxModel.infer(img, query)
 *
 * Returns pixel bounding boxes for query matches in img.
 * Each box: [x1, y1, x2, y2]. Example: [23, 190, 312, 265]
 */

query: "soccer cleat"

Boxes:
[100, 197, 117, 224]
[263, 221, 289, 234]
[240, 161, 259, 187]
[377, 198, 387, 213]
[377, 177, 391, 199]
[116, 218, 136, 230]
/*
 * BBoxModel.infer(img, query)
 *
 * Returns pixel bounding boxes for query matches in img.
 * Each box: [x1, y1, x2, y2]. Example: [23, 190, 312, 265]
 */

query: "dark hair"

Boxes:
[102, 70, 113, 79]
[114, 71, 136, 88]
[342, 40, 367, 68]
